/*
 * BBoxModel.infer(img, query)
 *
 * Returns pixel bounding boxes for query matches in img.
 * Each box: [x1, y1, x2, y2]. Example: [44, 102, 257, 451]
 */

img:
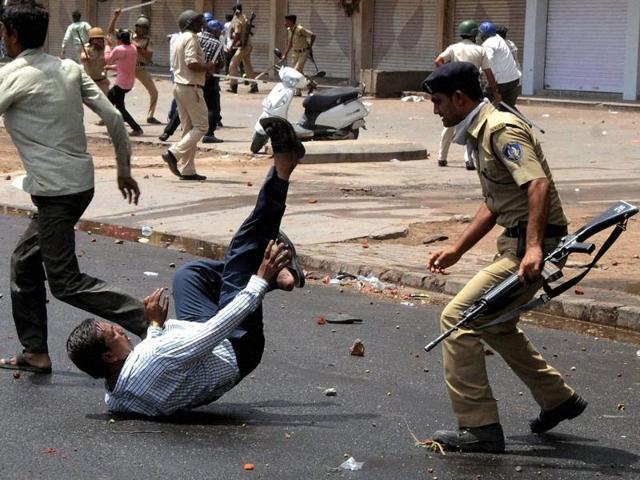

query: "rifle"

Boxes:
[424, 200, 638, 352]
[240, 12, 256, 47]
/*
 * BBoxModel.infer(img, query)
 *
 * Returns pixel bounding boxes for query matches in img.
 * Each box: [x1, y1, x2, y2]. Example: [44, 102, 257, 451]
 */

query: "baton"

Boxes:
[76, 31, 90, 60]
[120, 0, 157, 13]
[499, 101, 546, 134]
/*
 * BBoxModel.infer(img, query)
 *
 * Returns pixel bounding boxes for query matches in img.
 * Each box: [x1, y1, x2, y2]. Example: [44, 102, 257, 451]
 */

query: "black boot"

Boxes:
[529, 393, 587, 434]
[432, 423, 505, 453]
[259, 117, 305, 160]
[249, 83, 259, 94]
[226, 84, 237, 94]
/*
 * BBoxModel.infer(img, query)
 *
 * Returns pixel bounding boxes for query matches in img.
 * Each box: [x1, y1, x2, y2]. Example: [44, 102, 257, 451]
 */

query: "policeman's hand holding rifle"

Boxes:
[424, 201, 638, 352]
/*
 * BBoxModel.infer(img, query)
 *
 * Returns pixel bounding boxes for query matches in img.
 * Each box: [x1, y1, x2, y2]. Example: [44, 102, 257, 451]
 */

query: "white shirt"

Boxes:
[0, 49, 131, 196]
[61, 21, 91, 52]
[223, 21, 233, 50]
[439, 39, 490, 70]
[482, 35, 521, 84]
[105, 275, 268, 416]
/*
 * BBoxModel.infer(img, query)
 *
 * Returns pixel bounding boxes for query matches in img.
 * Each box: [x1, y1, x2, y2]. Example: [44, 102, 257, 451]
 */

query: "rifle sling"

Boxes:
[476, 222, 625, 330]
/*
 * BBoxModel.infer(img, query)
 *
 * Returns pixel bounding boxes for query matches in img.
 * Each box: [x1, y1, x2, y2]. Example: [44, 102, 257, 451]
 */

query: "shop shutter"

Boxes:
[46, 0, 83, 57]
[544, 0, 627, 93]
[372, 0, 438, 71]
[148, 1, 190, 68]
[287, 0, 353, 79]
[453, 0, 526, 65]
[96, 2, 141, 38]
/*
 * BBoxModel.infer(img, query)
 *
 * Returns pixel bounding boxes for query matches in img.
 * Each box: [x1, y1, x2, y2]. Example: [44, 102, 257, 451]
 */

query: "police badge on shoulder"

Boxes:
[502, 143, 523, 163]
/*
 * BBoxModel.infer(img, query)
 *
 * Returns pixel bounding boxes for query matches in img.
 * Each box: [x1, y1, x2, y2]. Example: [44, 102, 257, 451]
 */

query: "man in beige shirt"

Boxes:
[282, 14, 315, 96]
[162, 10, 217, 181]
[227, 4, 257, 94]
[0, 1, 145, 374]
[80, 27, 109, 95]
[434, 20, 500, 170]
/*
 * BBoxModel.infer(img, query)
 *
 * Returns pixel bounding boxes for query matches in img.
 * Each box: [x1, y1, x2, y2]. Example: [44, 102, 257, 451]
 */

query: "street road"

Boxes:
[0, 216, 638, 479]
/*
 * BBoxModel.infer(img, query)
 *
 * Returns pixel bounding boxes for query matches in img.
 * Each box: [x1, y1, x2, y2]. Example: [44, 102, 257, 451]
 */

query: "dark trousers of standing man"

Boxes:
[108, 85, 142, 132]
[485, 79, 521, 110]
[203, 75, 222, 136]
[172, 167, 288, 379]
[11, 189, 146, 354]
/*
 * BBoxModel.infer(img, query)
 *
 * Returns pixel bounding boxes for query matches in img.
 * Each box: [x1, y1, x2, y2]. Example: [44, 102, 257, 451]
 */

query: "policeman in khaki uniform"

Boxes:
[282, 14, 315, 96]
[81, 27, 109, 95]
[227, 3, 257, 94]
[421, 62, 587, 453]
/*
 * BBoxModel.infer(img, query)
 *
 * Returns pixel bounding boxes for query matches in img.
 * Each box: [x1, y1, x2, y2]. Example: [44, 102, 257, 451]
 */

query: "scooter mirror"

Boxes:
[274, 48, 283, 60]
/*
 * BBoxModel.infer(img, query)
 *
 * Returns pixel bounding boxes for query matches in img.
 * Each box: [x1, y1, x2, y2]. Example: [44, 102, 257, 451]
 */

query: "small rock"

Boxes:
[423, 368, 429, 372]
[423, 234, 449, 245]
[574, 286, 585, 295]
[452, 214, 472, 223]
[4, 175, 11, 180]
[307, 198, 318, 204]
[350, 339, 365, 357]
[13, 372, 20, 379]
[114, 239, 123, 245]
[570, 366, 577, 371]
[169, 263, 176, 268]
[90, 238, 97, 243]
[323, 388, 337, 397]
[617, 403, 625, 411]
[515, 465, 523, 473]
[368, 226, 409, 240]
[179, 248, 186, 253]
[247, 182, 252, 187]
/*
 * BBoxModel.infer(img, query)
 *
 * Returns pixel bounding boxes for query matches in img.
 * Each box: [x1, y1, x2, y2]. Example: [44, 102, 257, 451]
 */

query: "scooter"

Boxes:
[250, 66, 369, 154]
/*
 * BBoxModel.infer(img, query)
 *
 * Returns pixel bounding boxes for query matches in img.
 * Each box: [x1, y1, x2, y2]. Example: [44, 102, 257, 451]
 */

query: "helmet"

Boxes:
[178, 10, 203, 31]
[458, 20, 479, 38]
[88, 27, 105, 39]
[135, 15, 151, 29]
[479, 21, 496, 38]
[206, 20, 223, 33]
[203, 11, 214, 22]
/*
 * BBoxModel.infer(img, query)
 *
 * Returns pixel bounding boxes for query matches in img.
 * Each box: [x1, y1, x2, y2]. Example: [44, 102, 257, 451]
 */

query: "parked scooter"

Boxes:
[250, 65, 368, 154]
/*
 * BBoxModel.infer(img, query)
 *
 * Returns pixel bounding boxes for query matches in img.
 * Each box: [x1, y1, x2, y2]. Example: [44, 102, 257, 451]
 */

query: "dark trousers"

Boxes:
[485, 79, 521, 110]
[164, 77, 221, 138]
[11, 189, 145, 353]
[172, 167, 288, 379]
[108, 85, 141, 131]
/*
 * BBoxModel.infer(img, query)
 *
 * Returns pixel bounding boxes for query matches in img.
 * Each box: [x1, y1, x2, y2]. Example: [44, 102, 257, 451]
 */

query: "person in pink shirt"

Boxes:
[104, 23, 143, 136]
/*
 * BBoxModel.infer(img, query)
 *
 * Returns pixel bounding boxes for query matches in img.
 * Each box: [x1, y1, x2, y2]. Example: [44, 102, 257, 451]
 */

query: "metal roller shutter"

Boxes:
[544, 0, 627, 93]
[372, 0, 438, 71]
[183, 0, 270, 71]
[453, 0, 525, 65]
[148, 1, 190, 68]
[46, 0, 83, 57]
[287, 0, 353, 79]
[96, 1, 141, 37]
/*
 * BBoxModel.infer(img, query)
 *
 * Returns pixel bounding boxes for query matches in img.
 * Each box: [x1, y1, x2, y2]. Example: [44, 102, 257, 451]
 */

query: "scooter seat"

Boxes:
[303, 87, 360, 112]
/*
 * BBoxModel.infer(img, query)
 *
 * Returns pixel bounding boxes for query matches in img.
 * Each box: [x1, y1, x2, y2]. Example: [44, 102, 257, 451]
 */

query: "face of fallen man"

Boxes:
[98, 322, 133, 362]
[430, 91, 466, 128]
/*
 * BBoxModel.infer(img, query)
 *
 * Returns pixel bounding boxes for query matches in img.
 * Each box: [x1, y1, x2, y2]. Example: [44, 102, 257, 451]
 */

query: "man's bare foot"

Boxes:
[274, 268, 295, 291]
[0, 352, 52, 372]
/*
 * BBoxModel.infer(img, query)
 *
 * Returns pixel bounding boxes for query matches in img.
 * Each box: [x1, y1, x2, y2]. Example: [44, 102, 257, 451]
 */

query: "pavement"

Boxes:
[0, 215, 638, 480]
[1, 75, 640, 335]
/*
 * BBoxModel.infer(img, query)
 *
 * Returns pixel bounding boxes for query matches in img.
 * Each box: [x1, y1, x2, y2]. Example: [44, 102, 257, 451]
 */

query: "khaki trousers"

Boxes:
[438, 126, 470, 163]
[440, 234, 574, 427]
[292, 50, 309, 72]
[135, 66, 158, 119]
[169, 84, 208, 176]
[229, 45, 255, 87]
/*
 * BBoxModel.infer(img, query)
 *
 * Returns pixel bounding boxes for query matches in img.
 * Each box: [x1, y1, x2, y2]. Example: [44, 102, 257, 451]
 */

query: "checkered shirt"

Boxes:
[197, 31, 222, 64]
[105, 276, 268, 416]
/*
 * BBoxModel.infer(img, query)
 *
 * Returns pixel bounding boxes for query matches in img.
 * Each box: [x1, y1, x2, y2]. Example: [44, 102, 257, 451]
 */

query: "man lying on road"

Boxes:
[66, 118, 306, 416]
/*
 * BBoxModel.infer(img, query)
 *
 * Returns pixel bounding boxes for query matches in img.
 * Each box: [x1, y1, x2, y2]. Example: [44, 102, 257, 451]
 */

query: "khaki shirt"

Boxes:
[133, 32, 153, 67]
[232, 14, 251, 47]
[0, 49, 131, 196]
[439, 39, 490, 70]
[172, 31, 206, 86]
[289, 24, 313, 51]
[466, 103, 567, 228]
[82, 44, 107, 81]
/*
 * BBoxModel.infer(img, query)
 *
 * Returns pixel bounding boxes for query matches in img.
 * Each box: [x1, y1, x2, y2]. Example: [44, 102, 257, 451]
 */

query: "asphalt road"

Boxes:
[0, 216, 638, 480]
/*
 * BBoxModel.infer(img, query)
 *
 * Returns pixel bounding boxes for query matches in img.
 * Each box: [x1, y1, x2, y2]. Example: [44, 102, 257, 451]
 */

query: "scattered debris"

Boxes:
[389, 158, 401, 164]
[637, 349, 640, 357]
[284, 432, 292, 439]
[361, 239, 370, 249]
[602, 130, 608, 136]
[307, 198, 318, 204]
[541, 113, 550, 118]
[515, 465, 523, 473]
[243, 464, 255, 471]
[323, 387, 337, 397]
[350, 339, 365, 357]
[401, 301, 415, 307]
[423, 235, 448, 245]
[401, 95, 424, 102]
[325, 314, 363, 324]
[43, 448, 57, 455]
[415, 439, 445, 455]
[4, 175, 11, 180]
[574, 286, 585, 295]
[484, 349, 495, 356]
[410, 293, 430, 299]
[169, 263, 176, 268]
[247, 182, 253, 187]
[114, 239, 124, 244]
[143, 271, 159, 277]
[617, 403, 625, 411]
[138, 238, 150, 244]
[141, 225, 153, 237]
[339, 186, 372, 193]
[339, 456, 364, 471]
[570, 366, 577, 371]
[369, 226, 409, 240]
[451, 214, 472, 223]
[90, 238, 97, 243]
[362, 101, 373, 107]
[12, 372, 20, 379]
[316, 315, 326, 325]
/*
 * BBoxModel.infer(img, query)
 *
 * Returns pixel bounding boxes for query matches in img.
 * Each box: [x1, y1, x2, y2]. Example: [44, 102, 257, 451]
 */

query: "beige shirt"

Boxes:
[439, 39, 490, 70]
[133, 32, 153, 67]
[232, 14, 251, 47]
[0, 49, 131, 196]
[172, 31, 206, 86]
[289, 24, 313, 51]
[467, 103, 567, 228]
[81, 44, 107, 81]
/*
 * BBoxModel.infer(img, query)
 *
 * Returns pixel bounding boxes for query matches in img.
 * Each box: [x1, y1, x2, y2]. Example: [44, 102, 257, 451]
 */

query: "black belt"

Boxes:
[294, 48, 309, 53]
[176, 83, 203, 89]
[504, 223, 568, 238]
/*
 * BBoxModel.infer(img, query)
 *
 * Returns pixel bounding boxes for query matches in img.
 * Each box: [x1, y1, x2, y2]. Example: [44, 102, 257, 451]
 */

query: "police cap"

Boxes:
[422, 62, 482, 100]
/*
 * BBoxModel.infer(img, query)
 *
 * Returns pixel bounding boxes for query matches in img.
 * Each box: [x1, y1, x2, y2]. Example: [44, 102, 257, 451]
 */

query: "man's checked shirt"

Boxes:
[105, 276, 268, 416]
[197, 31, 222, 65]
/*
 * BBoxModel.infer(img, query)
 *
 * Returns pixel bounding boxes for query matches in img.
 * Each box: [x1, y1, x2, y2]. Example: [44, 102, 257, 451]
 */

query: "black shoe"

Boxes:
[130, 129, 144, 137]
[162, 150, 182, 178]
[217, 121, 224, 128]
[438, 159, 447, 167]
[180, 173, 207, 181]
[465, 160, 476, 171]
[432, 423, 505, 453]
[147, 117, 162, 125]
[259, 117, 305, 160]
[158, 132, 170, 141]
[249, 84, 259, 94]
[202, 135, 224, 144]
[277, 230, 305, 288]
[226, 85, 237, 94]
[530, 393, 587, 434]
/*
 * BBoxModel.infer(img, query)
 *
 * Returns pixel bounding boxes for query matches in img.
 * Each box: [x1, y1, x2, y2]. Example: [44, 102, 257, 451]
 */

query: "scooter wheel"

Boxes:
[250, 132, 269, 154]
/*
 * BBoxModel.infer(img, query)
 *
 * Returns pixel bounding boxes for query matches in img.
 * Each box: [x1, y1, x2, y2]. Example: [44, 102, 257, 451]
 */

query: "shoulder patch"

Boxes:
[502, 142, 523, 163]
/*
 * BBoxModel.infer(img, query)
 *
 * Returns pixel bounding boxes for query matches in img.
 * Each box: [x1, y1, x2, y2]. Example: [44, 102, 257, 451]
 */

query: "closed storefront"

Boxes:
[288, 0, 352, 79]
[453, 0, 525, 65]
[47, 0, 82, 57]
[148, 1, 189, 68]
[544, 0, 627, 93]
[372, 0, 438, 71]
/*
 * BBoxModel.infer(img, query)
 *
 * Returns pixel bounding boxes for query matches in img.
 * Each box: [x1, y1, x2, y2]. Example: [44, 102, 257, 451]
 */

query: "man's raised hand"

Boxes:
[143, 288, 169, 328]
[257, 240, 291, 284]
